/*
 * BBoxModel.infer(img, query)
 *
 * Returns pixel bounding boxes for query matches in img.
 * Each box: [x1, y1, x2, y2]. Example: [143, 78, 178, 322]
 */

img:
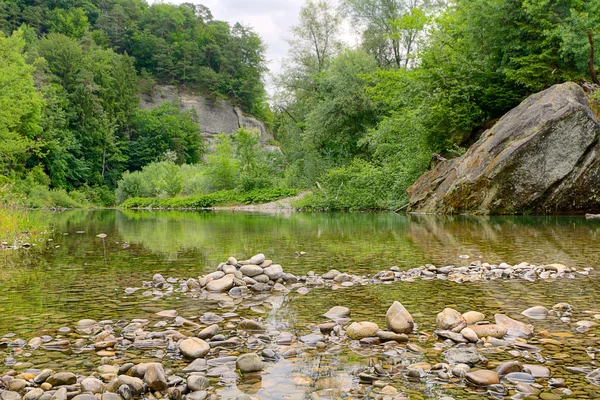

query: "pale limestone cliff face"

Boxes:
[140, 86, 275, 147]
[408, 82, 600, 215]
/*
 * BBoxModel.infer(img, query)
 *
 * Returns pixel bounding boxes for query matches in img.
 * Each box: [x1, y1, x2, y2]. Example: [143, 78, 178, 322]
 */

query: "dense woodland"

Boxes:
[1, 0, 600, 209]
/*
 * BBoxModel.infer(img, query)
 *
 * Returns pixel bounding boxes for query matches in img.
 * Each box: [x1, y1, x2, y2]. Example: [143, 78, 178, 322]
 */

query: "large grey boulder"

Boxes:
[408, 83, 600, 214]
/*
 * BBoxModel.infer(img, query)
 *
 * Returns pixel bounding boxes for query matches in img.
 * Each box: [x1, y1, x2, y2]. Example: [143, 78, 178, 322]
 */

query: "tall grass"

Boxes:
[0, 185, 44, 245]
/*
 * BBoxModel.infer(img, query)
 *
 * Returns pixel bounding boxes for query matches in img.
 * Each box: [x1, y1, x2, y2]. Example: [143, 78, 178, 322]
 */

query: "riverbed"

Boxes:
[1, 210, 600, 399]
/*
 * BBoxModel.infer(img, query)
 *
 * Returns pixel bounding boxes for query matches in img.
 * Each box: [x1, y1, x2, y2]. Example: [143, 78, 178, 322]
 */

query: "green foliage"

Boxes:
[204, 134, 240, 191]
[128, 103, 203, 170]
[0, 30, 43, 177]
[120, 188, 299, 209]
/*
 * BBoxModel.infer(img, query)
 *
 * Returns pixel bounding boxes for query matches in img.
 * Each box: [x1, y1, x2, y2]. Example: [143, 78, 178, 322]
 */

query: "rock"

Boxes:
[435, 330, 468, 343]
[250, 254, 266, 265]
[46, 372, 77, 386]
[236, 353, 263, 373]
[24, 389, 44, 400]
[50, 388, 67, 400]
[346, 322, 379, 340]
[263, 264, 283, 280]
[444, 347, 487, 366]
[108, 376, 144, 395]
[206, 276, 234, 292]
[187, 375, 210, 391]
[495, 314, 534, 338]
[317, 322, 337, 335]
[34, 369, 53, 384]
[462, 311, 485, 325]
[468, 324, 507, 339]
[81, 377, 105, 393]
[186, 392, 207, 400]
[465, 370, 499, 386]
[376, 331, 409, 343]
[197, 324, 220, 340]
[460, 327, 479, 342]
[523, 364, 551, 379]
[521, 306, 549, 320]
[156, 310, 178, 318]
[72, 396, 99, 400]
[239, 265, 263, 277]
[323, 306, 350, 320]
[437, 308, 467, 332]
[143, 363, 167, 391]
[505, 372, 535, 383]
[385, 302, 414, 334]
[7, 379, 27, 392]
[408, 82, 600, 214]
[238, 319, 265, 332]
[496, 361, 523, 376]
[1, 392, 22, 400]
[227, 256, 238, 265]
[179, 338, 210, 358]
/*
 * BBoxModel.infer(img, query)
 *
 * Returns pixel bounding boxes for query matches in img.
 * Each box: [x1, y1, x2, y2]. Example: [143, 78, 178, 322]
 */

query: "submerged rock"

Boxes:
[346, 322, 379, 340]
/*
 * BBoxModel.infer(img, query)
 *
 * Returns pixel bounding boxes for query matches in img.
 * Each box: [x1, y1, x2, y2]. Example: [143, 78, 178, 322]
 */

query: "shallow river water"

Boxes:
[2, 210, 600, 399]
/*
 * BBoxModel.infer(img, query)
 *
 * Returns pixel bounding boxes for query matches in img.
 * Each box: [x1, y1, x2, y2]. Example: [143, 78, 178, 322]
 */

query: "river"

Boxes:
[1, 210, 600, 399]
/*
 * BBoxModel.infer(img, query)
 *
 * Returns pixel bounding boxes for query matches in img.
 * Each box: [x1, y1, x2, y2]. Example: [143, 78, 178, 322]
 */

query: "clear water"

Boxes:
[2, 210, 600, 399]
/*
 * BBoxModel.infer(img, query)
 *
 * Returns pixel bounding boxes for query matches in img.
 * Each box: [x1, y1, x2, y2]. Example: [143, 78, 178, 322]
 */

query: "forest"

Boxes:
[1, 0, 600, 210]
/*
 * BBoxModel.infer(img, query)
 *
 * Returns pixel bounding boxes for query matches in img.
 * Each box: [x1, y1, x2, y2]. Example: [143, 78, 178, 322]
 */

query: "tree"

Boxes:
[0, 30, 43, 176]
[205, 134, 240, 191]
[343, 0, 439, 68]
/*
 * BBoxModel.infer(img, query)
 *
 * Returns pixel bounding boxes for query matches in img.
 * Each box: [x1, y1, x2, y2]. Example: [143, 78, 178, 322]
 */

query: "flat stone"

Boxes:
[179, 338, 210, 359]
[346, 322, 379, 340]
[466, 370, 499, 386]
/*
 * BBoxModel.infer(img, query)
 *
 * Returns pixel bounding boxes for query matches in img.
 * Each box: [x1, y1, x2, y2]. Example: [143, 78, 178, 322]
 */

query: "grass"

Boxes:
[119, 188, 299, 209]
[0, 186, 45, 245]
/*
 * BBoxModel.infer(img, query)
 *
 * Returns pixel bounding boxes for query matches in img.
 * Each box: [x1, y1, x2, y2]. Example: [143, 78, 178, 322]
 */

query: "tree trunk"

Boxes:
[587, 29, 599, 85]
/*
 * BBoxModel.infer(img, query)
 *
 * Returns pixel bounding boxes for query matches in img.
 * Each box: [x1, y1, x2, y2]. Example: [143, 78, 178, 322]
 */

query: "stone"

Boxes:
[250, 254, 266, 265]
[1, 392, 22, 400]
[408, 82, 600, 214]
[376, 331, 409, 343]
[72, 395, 98, 400]
[496, 361, 523, 376]
[468, 324, 507, 339]
[460, 327, 478, 342]
[206, 276, 234, 292]
[227, 256, 238, 265]
[143, 363, 167, 391]
[444, 347, 487, 366]
[81, 377, 105, 393]
[465, 370, 499, 386]
[197, 324, 220, 340]
[179, 338, 210, 358]
[108, 376, 144, 395]
[187, 375, 210, 391]
[24, 389, 44, 400]
[495, 314, 534, 338]
[346, 322, 379, 340]
[8, 379, 27, 391]
[156, 310, 178, 318]
[186, 392, 207, 400]
[50, 388, 67, 400]
[263, 264, 283, 280]
[323, 306, 350, 320]
[437, 308, 467, 332]
[46, 372, 77, 386]
[236, 353, 264, 373]
[34, 369, 53, 384]
[239, 265, 263, 277]
[238, 319, 265, 332]
[436, 330, 468, 343]
[521, 306, 549, 320]
[385, 302, 414, 334]
[523, 364, 551, 379]
[462, 311, 486, 325]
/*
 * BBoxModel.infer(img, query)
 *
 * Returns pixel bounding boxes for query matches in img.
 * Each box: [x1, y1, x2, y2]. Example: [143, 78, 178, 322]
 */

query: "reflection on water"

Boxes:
[1, 210, 600, 399]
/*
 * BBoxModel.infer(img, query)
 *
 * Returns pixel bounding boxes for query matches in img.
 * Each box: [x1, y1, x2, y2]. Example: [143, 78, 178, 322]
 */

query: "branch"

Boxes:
[588, 29, 599, 85]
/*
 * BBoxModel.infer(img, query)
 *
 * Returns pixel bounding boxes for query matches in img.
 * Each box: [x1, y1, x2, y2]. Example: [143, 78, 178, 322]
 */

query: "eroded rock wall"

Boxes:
[408, 82, 600, 214]
[140, 86, 275, 147]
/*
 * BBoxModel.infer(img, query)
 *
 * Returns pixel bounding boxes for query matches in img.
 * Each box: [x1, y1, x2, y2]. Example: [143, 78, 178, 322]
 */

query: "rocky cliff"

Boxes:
[408, 82, 600, 214]
[140, 86, 275, 147]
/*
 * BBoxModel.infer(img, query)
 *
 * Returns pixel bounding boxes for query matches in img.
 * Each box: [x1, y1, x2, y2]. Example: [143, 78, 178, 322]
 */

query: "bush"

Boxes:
[120, 188, 298, 209]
